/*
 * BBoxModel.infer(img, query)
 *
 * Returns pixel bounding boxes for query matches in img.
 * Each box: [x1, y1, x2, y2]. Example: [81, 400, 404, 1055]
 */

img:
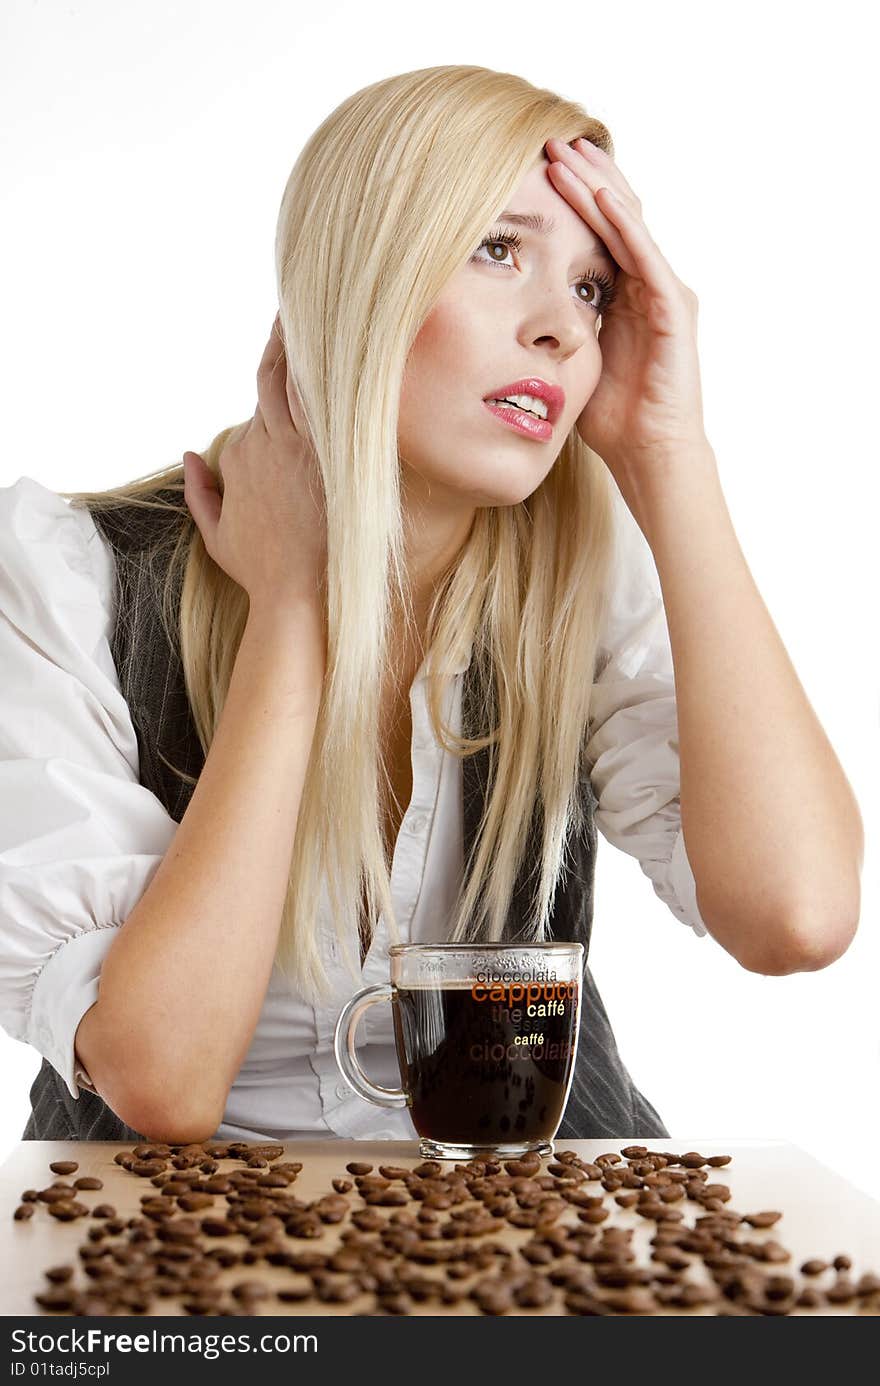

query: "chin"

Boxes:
[407, 454, 555, 508]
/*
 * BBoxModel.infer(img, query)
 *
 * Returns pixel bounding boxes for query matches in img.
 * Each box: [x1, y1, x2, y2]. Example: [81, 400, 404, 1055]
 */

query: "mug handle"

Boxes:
[333, 983, 409, 1109]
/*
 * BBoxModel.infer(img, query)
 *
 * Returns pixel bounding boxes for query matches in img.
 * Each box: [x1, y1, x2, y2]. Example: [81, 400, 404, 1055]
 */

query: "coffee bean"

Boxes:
[421, 1191, 454, 1211]
[796, 1287, 823, 1308]
[49, 1161, 79, 1175]
[231, 1279, 270, 1301]
[764, 1274, 795, 1301]
[48, 1201, 89, 1221]
[826, 1276, 857, 1304]
[565, 1289, 615, 1315]
[743, 1211, 782, 1228]
[194, 1176, 229, 1194]
[356, 1175, 391, 1192]
[579, 1207, 611, 1224]
[130, 1160, 168, 1177]
[346, 1162, 373, 1175]
[412, 1161, 443, 1179]
[276, 1278, 313, 1302]
[73, 1177, 103, 1191]
[833, 1254, 852, 1272]
[35, 1288, 78, 1311]
[38, 1187, 76, 1204]
[14, 1204, 35, 1220]
[376, 1291, 412, 1314]
[669, 1282, 718, 1308]
[578, 1163, 604, 1180]
[659, 1186, 685, 1204]
[285, 1213, 324, 1239]
[177, 1193, 214, 1213]
[699, 1184, 732, 1203]
[513, 1273, 554, 1307]
[471, 1281, 514, 1314]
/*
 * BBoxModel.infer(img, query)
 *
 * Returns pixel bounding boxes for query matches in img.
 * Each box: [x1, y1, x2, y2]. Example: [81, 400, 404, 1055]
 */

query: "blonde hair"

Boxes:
[60, 64, 618, 1005]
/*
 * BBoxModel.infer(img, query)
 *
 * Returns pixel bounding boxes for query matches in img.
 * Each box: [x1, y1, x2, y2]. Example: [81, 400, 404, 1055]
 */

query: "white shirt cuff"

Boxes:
[27, 925, 119, 1099]
[666, 828, 709, 937]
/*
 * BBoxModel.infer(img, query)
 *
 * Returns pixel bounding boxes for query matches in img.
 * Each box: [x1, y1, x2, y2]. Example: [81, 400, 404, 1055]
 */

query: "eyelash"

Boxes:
[472, 227, 619, 316]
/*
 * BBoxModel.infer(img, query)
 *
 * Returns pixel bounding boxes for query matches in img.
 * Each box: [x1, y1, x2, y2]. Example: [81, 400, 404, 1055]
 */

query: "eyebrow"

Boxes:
[497, 209, 617, 271]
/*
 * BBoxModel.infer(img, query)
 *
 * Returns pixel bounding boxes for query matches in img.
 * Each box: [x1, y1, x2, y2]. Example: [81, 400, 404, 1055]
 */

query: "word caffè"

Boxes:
[468, 967, 578, 1062]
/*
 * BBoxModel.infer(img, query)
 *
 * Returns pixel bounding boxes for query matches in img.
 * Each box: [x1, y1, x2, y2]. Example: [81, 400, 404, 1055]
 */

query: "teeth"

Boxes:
[486, 393, 549, 420]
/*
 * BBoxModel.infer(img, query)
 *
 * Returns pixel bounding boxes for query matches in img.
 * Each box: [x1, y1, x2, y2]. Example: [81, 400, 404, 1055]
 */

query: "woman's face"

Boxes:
[398, 153, 618, 509]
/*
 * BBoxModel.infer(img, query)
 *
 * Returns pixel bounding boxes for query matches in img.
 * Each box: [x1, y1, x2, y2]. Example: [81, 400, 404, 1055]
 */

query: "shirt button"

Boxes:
[408, 812, 428, 833]
[335, 1084, 349, 1101]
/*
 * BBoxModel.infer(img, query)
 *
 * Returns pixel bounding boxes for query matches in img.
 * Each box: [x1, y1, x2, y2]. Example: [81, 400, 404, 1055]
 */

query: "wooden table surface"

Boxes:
[2, 1137, 879, 1316]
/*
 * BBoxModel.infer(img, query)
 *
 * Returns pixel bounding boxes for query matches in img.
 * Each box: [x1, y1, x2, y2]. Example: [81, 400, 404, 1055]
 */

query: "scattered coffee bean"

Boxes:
[47, 1201, 89, 1221]
[796, 1286, 823, 1308]
[15, 1140, 878, 1319]
[49, 1161, 79, 1176]
[826, 1276, 857, 1304]
[743, 1211, 782, 1228]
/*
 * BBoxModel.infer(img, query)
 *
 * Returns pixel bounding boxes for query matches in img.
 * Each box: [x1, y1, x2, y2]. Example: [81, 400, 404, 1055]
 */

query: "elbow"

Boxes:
[77, 1002, 226, 1143]
[735, 903, 861, 977]
[697, 880, 861, 977]
[112, 1085, 225, 1145]
[127, 1106, 223, 1146]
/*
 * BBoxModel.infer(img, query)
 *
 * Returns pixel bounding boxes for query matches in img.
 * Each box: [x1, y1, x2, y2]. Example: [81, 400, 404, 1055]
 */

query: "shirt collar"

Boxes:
[412, 645, 472, 682]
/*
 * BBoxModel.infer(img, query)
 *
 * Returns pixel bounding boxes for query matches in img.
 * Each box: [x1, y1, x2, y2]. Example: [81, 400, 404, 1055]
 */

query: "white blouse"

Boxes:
[0, 474, 707, 1143]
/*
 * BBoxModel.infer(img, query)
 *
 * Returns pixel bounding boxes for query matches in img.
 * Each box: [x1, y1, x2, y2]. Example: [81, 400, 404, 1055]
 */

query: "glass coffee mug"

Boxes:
[333, 942, 584, 1160]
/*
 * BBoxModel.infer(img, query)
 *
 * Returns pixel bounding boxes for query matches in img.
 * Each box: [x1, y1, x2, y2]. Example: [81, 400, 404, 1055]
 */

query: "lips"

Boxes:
[482, 377, 565, 426]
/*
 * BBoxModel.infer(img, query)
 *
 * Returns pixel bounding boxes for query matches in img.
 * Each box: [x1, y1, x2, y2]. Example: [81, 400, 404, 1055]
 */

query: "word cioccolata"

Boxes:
[473, 966, 560, 985]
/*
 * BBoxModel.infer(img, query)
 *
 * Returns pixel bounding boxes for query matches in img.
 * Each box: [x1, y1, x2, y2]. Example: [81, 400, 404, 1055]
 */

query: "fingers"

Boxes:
[545, 143, 635, 277]
[182, 451, 222, 543]
[589, 187, 680, 304]
[571, 138, 642, 209]
[271, 311, 312, 444]
[255, 313, 293, 438]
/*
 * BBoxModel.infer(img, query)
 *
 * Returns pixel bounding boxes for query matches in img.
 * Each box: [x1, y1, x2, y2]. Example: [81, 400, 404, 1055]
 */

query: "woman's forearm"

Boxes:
[632, 447, 863, 975]
[75, 599, 326, 1140]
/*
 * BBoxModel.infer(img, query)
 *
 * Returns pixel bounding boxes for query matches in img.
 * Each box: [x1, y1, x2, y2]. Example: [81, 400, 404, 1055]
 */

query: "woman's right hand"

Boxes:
[182, 313, 328, 614]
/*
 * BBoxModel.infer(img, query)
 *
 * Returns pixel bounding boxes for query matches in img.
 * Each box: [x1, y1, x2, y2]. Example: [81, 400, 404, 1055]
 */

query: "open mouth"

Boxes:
[482, 398, 554, 441]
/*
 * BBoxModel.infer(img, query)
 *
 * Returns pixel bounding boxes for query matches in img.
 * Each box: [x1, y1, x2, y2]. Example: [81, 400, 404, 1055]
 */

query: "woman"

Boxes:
[0, 66, 862, 1145]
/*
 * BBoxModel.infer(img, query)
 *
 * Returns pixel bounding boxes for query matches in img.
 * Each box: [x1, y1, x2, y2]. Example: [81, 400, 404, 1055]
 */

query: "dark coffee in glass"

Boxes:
[334, 943, 583, 1159]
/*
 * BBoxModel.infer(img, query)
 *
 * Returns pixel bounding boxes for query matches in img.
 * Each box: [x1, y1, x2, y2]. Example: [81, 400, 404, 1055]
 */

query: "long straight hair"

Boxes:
[60, 65, 618, 1005]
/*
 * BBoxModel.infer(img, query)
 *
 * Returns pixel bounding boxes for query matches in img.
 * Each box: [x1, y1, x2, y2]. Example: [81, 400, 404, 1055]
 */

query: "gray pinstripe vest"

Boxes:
[23, 490, 668, 1142]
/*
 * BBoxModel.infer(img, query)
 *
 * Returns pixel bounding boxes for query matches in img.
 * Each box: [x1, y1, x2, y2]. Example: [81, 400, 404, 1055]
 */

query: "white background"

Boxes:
[1, 1, 877, 1198]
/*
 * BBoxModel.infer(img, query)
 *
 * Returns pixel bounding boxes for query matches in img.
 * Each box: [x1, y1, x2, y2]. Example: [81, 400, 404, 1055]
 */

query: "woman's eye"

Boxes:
[472, 235, 616, 315]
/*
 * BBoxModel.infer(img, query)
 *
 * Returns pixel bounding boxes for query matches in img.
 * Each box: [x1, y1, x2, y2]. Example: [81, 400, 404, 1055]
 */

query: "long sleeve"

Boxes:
[0, 475, 179, 1098]
[586, 486, 708, 938]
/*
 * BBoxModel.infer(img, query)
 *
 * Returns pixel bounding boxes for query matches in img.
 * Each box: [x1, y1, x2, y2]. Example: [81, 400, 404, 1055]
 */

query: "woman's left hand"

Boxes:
[545, 137, 710, 484]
